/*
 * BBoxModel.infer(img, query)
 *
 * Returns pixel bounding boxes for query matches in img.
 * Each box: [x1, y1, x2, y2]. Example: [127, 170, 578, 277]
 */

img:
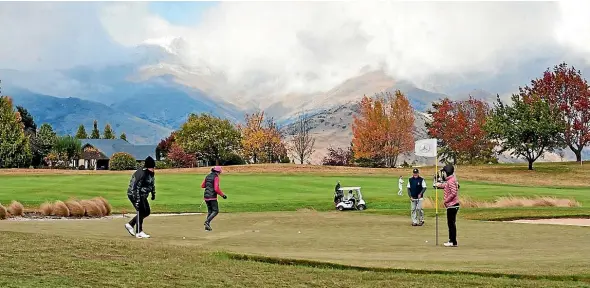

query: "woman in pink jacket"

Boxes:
[435, 164, 459, 247]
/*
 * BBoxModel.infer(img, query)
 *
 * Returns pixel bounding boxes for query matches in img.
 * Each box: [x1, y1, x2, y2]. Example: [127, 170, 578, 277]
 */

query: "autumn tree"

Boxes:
[239, 111, 288, 164]
[426, 96, 497, 164]
[524, 62, 590, 162]
[289, 112, 316, 164]
[176, 113, 241, 165]
[352, 90, 415, 167]
[167, 143, 196, 168]
[322, 145, 354, 166]
[157, 132, 176, 160]
[120, 133, 127, 142]
[485, 94, 564, 170]
[0, 96, 32, 168]
[90, 120, 100, 139]
[75, 124, 88, 139]
[102, 124, 116, 139]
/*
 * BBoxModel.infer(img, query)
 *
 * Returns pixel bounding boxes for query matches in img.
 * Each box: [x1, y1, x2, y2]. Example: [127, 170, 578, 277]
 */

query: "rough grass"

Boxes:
[0, 203, 6, 220]
[52, 200, 70, 217]
[39, 202, 54, 216]
[7, 200, 24, 217]
[422, 195, 580, 209]
[80, 200, 103, 217]
[65, 199, 84, 217]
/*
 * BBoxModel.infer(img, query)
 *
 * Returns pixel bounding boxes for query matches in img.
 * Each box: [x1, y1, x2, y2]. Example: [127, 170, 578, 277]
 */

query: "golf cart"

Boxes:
[334, 185, 366, 211]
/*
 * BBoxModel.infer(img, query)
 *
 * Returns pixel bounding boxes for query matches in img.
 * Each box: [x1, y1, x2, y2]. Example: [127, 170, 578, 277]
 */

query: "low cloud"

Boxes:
[2, 2, 590, 100]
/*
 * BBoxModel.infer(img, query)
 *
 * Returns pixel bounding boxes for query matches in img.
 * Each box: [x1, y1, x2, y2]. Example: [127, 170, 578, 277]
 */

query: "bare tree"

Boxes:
[289, 111, 316, 164]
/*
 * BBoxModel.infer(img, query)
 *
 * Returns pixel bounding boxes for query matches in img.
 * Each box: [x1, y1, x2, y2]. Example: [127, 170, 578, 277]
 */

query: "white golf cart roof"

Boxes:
[338, 187, 361, 191]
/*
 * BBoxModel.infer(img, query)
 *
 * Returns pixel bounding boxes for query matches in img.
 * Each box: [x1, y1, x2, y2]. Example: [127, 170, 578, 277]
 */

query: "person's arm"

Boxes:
[201, 178, 206, 189]
[407, 181, 411, 198]
[214, 177, 226, 197]
[419, 179, 426, 198]
[151, 176, 156, 200]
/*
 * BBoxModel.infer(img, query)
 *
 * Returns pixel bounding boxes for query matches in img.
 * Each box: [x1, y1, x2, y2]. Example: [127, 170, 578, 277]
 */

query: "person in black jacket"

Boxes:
[124, 156, 156, 239]
[407, 168, 426, 226]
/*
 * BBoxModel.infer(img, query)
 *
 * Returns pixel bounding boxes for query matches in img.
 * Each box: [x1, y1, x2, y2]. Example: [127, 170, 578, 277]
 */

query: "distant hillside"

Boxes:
[10, 89, 173, 144]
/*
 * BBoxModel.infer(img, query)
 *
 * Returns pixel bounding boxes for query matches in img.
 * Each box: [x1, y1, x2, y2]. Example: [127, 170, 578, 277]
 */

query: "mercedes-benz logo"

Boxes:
[420, 144, 430, 152]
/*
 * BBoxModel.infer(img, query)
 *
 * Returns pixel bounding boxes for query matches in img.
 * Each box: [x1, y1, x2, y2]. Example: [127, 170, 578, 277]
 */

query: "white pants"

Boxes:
[411, 199, 424, 224]
[398, 187, 403, 195]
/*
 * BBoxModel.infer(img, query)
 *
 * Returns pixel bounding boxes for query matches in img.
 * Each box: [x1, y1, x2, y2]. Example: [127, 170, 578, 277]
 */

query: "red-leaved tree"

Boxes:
[525, 62, 590, 162]
[322, 146, 353, 166]
[167, 143, 196, 168]
[157, 132, 176, 160]
[426, 96, 497, 164]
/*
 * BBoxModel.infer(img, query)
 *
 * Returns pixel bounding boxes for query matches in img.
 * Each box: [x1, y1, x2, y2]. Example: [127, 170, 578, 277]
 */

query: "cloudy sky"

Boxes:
[1, 1, 590, 96]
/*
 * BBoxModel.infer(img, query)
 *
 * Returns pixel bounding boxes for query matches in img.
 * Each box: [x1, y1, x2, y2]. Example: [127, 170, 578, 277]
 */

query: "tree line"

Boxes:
[0, 96, 129, 169]
[156, 110, 317, 168]
[331, 62, 590, 170]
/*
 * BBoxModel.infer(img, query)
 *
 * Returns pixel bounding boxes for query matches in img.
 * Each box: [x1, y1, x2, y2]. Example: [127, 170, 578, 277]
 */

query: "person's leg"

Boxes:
[410, 200, 418, 225]
[137, 198, 151, 233]
[205, 200, 219, 223]
[418, 199, 424, 225]
[446, 207, 458, 245]
[128, 195, 138, 227]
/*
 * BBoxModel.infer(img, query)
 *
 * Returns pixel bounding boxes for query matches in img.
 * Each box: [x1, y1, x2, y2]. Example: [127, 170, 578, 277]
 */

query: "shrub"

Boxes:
[156, 160, 173, 169]
[7, 201, 24, 217]
[222, 152, 246, 166]
[93, 197, 112, 215]
[110, 152, 137, 170]
[80, 200, 103, 217]
[78, 165, 86, 170]
[167, 144, 196, 168]
[65, 200, 84, 217]
[39, 202, 54, 216]
[0, 204, 6, 220]
[53, 201, 70, 217]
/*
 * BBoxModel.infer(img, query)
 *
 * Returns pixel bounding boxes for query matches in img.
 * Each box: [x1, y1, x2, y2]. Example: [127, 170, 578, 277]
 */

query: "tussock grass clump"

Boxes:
[7, 201, 24, 217]
[65, 200, 85, 217]
[0, 203, 7, 220]
[91, 197, 110, 216]
[52, 201, 70, 217]
[421, 195, 579, 209]
[95, 197, 112, 216]
[80, 200, 103, 217]
[39, 202, 54, 216]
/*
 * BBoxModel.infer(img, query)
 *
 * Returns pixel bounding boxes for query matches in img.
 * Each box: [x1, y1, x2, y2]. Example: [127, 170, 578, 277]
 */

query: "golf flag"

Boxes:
[414, 138, 437, 158]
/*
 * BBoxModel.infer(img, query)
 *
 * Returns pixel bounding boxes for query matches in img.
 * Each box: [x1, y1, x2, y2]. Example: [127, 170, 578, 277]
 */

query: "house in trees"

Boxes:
[80, 139, 157, 170]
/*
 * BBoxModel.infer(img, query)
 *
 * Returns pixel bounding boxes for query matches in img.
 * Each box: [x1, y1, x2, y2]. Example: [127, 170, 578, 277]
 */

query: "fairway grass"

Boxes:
[0, 212, 589, 287]
[1, 172, 589, 218]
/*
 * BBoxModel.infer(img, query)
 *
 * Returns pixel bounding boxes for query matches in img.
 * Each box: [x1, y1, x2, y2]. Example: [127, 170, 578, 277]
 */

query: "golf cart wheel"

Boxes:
[337, 206, 344, 211]
[357, 204, 366, 211]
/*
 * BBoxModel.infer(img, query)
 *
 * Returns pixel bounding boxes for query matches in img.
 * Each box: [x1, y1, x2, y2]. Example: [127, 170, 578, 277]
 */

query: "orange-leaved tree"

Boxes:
[239, 111, 287, 163]
[352, 90, 415, 167]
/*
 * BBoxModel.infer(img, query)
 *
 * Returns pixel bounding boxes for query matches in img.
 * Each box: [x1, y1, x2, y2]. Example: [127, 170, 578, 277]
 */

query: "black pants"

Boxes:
[205, 200, 219, 224]
[128, 195, 151, 233]
[446, 206, 459, 245]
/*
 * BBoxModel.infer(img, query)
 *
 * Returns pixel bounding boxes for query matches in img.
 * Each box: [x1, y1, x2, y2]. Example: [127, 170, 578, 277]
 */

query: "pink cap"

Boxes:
[213, 166, 222, 173]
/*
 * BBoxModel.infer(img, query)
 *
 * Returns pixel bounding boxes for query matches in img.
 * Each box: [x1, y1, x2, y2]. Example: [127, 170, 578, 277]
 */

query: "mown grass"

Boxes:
[1, 170, 588, 220]
[1, 211, 589, 288]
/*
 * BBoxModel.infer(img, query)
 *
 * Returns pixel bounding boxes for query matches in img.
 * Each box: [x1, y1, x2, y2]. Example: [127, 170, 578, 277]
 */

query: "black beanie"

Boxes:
[144, 156, 155, 169]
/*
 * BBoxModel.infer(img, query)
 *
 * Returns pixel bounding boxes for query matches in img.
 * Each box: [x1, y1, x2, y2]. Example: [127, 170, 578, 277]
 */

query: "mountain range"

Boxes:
[1, 41, 588, 164]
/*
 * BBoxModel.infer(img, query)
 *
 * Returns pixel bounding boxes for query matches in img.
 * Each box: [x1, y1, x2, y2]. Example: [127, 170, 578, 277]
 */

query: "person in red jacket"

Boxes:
[201, 166, 227, 231]
[435, 164, 460, 247]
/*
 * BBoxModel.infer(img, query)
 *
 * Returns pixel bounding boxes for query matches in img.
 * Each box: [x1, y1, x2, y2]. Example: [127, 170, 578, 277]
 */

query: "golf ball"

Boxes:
[298, 231, 301, 234]
[183, 237, 186, 240]
[425, 240, 428, 243]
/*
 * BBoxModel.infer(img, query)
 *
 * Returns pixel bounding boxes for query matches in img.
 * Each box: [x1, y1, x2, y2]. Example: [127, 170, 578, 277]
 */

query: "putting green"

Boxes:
[1, 211, 588, 278]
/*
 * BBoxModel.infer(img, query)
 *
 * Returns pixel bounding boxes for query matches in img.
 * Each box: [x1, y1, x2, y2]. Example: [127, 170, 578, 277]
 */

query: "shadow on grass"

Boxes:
[215, 252, 590, 283]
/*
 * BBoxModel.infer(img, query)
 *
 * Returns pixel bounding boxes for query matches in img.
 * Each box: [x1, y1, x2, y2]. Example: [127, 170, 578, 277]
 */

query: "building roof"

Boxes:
[80, 139, 157, 160]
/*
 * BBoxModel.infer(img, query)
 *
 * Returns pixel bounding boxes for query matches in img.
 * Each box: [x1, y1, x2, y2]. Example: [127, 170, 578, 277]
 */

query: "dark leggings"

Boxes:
[128, 195, 151, 233]
[205, 200, 219, 224]
[446, 206, 459, 245]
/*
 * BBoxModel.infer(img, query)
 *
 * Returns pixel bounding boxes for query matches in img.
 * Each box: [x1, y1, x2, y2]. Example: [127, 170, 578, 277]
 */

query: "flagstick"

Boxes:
[435, 156, 438, 246]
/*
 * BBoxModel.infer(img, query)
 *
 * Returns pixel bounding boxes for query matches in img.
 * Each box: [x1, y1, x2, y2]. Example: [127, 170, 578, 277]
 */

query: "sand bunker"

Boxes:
[508, 218, 590, 227]
[4, 212, 203, 222]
